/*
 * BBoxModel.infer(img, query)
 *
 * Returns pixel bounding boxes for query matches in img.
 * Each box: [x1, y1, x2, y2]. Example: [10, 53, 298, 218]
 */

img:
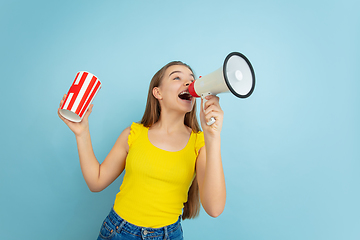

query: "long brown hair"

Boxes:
[140, 61, 201, 220]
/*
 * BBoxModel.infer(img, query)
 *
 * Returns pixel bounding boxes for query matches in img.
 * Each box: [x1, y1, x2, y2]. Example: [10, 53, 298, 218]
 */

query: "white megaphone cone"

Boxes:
[189, 52, 255, 125]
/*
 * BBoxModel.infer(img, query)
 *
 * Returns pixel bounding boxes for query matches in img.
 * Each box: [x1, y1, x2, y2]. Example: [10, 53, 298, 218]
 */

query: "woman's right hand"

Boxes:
[58, 94, 93, 137]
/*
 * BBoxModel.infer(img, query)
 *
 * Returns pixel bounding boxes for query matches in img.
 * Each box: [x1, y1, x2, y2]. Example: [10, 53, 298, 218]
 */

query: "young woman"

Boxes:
[58, 61, 226, 240]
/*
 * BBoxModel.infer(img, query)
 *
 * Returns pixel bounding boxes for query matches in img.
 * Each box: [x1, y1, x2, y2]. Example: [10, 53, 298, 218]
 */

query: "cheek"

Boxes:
[161, 83, 178, 95]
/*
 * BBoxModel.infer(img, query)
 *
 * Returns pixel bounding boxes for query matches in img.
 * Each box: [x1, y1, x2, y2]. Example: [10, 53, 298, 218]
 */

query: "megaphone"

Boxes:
[189, 52, 255, 125]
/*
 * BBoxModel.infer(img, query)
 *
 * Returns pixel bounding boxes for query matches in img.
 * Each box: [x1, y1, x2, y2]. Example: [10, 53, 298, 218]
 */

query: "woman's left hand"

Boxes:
[200, 95, 224, 137]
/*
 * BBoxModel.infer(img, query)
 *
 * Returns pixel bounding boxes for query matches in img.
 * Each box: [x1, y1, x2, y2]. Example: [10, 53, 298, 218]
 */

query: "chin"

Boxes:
[186, 107, 194, 113]
[176, 97, 195, 113]
[184, 101, 195, 113]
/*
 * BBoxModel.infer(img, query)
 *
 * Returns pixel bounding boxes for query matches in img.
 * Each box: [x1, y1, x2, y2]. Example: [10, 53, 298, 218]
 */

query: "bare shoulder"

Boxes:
[114, 126, 131, 153]
[122, 126, 131, 135]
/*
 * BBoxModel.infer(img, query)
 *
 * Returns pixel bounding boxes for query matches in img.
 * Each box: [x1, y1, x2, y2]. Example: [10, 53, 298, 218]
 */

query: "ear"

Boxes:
[152, 87, 163, 100]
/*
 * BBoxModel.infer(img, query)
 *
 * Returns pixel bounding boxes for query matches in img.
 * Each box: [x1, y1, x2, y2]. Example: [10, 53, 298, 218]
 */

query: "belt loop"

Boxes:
[117, 218, 126, 233]
[164, 225, 168, 240]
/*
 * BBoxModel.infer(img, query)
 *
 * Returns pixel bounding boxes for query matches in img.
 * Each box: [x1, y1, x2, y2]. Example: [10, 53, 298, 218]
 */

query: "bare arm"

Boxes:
[58, 94, 129, 192]
[75, 126, 129, 192]
[196, 95, 226, 217]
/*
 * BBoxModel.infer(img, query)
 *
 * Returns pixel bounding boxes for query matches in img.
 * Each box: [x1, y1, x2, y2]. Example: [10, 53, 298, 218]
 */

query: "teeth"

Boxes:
[178, 90, 192, 100]
[179, 90, 189, 95]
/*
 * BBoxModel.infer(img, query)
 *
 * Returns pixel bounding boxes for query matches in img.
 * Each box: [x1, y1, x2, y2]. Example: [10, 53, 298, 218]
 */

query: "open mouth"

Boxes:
[178, 90, 192, 101]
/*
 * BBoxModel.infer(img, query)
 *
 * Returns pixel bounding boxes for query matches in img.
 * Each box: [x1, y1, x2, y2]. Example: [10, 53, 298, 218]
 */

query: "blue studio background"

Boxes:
[1, 0, 359, 239]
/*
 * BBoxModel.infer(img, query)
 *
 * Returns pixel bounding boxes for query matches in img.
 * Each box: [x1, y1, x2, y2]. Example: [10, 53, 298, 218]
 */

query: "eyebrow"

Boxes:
[169, 71, 195, 79]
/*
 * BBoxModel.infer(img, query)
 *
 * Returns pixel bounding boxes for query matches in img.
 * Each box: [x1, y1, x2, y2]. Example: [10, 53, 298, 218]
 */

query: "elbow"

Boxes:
[88, 184, 103, 193]
[204, 205, 225, 218]
[209, 211, 223, 218]
[201, 193, 226, 218]
[89, 187, 101, 193]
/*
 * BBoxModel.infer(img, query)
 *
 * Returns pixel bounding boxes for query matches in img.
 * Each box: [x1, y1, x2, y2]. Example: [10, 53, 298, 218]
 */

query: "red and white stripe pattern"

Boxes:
[61, 71, 101, 120]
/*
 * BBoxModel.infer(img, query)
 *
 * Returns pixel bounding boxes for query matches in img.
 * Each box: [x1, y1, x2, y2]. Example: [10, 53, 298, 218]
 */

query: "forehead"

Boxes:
[165, 65, 194, 77]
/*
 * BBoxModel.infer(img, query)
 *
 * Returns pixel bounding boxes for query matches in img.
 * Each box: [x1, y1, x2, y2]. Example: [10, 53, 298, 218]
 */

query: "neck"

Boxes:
[152, 109, 188, 133]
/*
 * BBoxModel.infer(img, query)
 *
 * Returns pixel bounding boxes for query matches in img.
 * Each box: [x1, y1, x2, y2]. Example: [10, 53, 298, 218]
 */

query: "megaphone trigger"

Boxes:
[201, 92, 216, 126]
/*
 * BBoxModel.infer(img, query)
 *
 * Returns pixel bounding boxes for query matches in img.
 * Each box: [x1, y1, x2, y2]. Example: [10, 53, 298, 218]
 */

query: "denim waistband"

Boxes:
[107, 208, 182, 239]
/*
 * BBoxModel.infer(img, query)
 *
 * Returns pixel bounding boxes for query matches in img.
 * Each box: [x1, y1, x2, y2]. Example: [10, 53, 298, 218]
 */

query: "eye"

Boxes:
[173, 76, 181, 80]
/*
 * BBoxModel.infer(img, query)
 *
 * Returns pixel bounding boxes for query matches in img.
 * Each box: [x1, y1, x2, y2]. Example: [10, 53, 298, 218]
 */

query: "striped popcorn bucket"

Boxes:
[59, 71, 102, 122]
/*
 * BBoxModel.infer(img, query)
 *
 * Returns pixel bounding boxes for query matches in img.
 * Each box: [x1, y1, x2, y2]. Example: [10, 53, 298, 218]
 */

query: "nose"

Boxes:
[184, 81, 191, 86]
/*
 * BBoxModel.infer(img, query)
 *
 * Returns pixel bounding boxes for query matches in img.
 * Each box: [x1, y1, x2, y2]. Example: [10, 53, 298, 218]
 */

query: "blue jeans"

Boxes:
[97, 208, 184, 240]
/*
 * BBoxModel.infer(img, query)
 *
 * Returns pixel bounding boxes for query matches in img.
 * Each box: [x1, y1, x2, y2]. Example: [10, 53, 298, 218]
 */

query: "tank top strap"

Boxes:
[194, 131, 205, 155]
[127, 122, 146, 148]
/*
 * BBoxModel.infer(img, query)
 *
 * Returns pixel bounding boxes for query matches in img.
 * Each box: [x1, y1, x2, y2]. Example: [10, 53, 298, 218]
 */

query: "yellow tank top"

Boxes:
[113, 122, 204, 228]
